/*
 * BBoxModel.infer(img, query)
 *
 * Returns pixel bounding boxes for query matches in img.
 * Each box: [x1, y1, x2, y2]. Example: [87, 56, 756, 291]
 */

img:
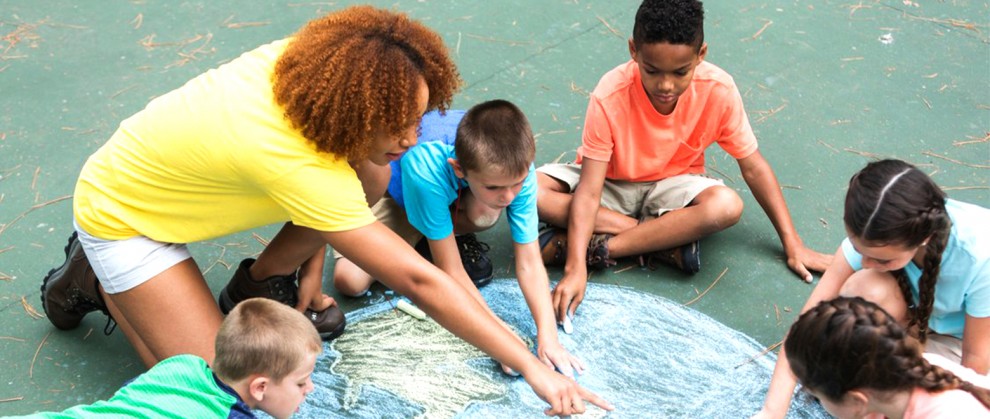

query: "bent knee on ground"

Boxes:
[839, 269, 908, 321]
[332, 262, 373, 297]
[692, 186, 743, 233]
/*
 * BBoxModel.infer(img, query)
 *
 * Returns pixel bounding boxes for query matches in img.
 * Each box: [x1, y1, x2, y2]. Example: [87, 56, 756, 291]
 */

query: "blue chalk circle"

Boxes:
[275, 280, 827, 418]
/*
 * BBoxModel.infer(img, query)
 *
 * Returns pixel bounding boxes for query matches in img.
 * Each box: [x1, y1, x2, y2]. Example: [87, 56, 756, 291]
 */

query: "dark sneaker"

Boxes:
[413, 234, 493, 288]
[305, 306, 347, 341]
[40, 232, 110, 330]
[218, 258, 299, 314]
[645, 240, 701, 274]
[586, 234, 616, 270]
[456, 233, 493, 287]
[538, 228, 616, 270]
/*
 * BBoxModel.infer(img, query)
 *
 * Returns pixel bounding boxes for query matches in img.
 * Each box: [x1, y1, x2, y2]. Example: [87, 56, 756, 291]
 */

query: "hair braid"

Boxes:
[844, 160, 950, 339]
[786, 297, 989, 410]
[892, 269, 918, 331]
[913, 222, 949, 342]
[911, 355, 990, 408]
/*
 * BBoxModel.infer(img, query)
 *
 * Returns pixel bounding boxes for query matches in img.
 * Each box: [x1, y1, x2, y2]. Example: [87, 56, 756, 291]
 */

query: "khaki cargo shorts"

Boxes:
[537, 163, 725, 218]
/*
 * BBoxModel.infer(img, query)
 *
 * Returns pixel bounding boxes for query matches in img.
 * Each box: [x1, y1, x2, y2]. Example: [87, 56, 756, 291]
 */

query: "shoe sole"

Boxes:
[472, 274, 493, 289]
[320, 317, 347, 342]
[40, 232, 81, 330]
[681, 241, 701, 274]
[312, 305, 347, 341]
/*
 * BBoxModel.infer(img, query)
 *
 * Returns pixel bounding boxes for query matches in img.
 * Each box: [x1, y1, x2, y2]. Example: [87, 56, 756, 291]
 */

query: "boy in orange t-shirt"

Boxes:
[536, 0, 832, 324]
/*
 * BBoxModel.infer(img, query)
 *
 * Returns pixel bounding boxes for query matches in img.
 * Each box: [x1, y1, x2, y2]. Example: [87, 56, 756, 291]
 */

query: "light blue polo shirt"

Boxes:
[387, 110, 539, 244]
[841, 199, 990, 338]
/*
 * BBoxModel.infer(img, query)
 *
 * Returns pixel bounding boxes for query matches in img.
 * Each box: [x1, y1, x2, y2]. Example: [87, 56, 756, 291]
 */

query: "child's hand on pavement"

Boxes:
[785, 244, 834, 283]
[551, 273, 587, 324]
[538, 341, 586, 379]
[523, 363, 613, 416]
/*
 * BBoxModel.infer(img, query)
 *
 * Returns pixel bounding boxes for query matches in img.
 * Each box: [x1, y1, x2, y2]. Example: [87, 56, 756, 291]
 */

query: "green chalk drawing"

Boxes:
[332, 309, 508, 417]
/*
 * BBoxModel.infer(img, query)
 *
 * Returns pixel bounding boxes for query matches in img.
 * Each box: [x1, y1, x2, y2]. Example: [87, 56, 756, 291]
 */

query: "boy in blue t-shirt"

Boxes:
[14, 298, 321, 419]
[334, 100, 585, 377]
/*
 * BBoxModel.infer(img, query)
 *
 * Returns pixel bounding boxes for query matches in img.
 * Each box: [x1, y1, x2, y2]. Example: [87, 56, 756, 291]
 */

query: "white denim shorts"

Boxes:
[537, 163, 725, 218]
[74, 219, 192, 294]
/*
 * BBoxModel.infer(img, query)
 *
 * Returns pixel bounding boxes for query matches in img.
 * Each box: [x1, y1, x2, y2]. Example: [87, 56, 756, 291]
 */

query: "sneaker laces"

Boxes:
[586, 234, 616, 270]
[67, 291, 107, 316]
[457, 234, 490, 263]
[267, 275, 299, 307]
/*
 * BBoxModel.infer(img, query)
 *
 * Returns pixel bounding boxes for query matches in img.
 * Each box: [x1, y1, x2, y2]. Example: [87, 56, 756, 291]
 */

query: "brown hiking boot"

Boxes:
[40, 232, 110, 330]
[305, 306, 347, 341]
[538, 227, 616, 270]
[644, 240, 701, 274]
[218, 258, 299, 314]
[219, 258, 346, 341]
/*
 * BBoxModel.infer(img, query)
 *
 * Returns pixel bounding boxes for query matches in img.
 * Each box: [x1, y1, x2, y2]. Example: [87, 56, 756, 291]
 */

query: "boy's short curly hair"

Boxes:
[633, 0, 705, 51]
[455, 100, 535, 177]
[274, 6, 461, 161]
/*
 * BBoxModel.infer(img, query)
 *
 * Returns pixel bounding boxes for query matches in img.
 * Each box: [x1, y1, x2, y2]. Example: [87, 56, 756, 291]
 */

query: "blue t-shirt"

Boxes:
[388, 110, 539, 244]
[841, 199, 990, 338]
[14, 355, 255, 418]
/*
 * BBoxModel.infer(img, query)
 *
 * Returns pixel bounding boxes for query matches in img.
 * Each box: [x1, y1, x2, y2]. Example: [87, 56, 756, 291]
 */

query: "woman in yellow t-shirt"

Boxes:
[40, 6, 610, 416]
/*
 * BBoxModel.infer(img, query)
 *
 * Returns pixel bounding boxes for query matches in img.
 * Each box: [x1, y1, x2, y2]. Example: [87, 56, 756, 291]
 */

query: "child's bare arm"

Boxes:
[429, 235, 527, 352]
[429, 235, 487, 307]
[296, 246, 332, 312]
[755, 246, 851, 418]
[962, 315, 990, 374]
[553, 158, 609, 321]
[736, 151, 833, 282]
[516, 240, 585, 378]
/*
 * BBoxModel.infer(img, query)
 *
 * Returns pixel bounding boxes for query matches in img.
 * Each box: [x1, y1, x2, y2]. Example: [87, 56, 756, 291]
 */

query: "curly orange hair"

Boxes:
[274, 6, 461, 160]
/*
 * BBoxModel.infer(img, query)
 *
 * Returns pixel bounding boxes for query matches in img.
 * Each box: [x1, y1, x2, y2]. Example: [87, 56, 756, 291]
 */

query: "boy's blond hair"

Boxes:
[455, 99, 535, 177]
[213, 298, 322, 383]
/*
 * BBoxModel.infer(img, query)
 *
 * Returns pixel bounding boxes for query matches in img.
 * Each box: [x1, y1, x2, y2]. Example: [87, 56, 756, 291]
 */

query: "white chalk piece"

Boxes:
[396, 299, 427, 320]
[561, 314, 574, 334]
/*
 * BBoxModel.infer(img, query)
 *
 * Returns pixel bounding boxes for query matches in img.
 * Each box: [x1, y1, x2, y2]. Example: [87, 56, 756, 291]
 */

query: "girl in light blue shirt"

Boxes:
[757, 159, 989, 418]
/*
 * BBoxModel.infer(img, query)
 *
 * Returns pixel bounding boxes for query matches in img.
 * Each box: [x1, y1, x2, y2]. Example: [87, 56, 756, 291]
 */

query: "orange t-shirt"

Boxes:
[577, 60, 758, 182]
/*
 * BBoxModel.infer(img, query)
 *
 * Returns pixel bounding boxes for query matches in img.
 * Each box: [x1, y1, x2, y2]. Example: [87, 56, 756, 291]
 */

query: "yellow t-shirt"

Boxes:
[74, 40, 376, 243]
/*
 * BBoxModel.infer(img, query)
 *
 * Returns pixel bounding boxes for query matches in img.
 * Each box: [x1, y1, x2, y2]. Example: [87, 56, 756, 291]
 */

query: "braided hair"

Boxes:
[785, 297, 990, 409]
[844, 159, 951, 341]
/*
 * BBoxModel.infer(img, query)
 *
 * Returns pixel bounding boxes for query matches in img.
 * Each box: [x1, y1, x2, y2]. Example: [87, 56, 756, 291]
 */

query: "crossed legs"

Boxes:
[535, 172, 743, 259]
